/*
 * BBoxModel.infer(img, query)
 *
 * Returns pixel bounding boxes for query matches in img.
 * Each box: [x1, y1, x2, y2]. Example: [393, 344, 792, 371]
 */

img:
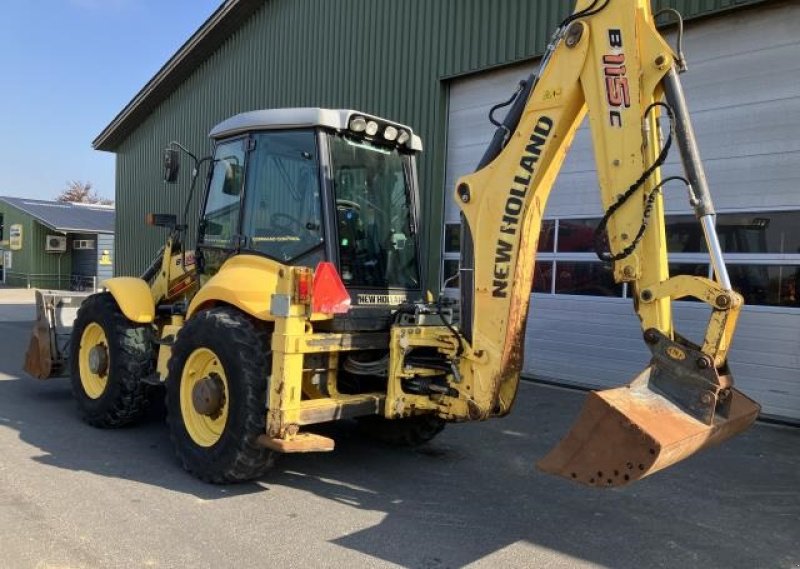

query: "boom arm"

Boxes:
[449, 0, 759, 485]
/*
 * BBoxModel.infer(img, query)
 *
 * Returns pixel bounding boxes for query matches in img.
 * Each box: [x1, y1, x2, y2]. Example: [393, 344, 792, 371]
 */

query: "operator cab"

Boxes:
[198, 108, 425, 330]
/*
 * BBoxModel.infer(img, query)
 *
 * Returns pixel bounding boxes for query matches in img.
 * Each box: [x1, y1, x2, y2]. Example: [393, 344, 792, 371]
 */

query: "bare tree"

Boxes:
[56, 181, 113, 205]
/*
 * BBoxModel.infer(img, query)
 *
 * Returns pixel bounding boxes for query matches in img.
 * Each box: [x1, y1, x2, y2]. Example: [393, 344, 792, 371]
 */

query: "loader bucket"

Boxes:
[23, 290, 91, 380]
[538, 360, 760, 488]
[24, 317, 54, 379]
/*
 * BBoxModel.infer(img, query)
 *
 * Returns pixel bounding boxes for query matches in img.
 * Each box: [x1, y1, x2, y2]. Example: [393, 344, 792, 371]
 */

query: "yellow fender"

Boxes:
[187, 255, 282, 320]
[102, 277, 156, 323]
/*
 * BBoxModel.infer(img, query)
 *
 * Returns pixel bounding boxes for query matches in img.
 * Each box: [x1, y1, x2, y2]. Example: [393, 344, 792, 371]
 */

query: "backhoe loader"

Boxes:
[24, 0, 760, 486]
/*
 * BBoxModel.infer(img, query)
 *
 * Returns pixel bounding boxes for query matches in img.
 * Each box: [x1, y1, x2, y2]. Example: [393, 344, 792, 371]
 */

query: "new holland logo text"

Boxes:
[357, 294, 408, 305]
[492, 116, 554, 298]
[604, 29, 631, 127]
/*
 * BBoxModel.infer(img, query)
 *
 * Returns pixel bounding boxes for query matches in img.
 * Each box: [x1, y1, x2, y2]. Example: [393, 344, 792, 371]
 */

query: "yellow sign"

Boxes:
[99, 250, 113, 266]
[9, 224, 22, 251]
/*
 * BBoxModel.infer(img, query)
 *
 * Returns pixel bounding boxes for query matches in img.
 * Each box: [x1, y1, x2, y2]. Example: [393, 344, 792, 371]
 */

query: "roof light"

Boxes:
[365, 121, 379, 136]
[349, 116, 367, 133]
[383, 126, 398, 141]
[397, 130, 411, 145]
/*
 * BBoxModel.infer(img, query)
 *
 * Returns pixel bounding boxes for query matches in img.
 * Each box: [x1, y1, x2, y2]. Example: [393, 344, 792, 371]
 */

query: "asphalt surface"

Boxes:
[0, 297, 797, 569]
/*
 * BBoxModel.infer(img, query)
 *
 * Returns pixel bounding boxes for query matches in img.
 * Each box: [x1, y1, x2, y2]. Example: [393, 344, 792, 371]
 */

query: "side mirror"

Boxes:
[222, 161, 243, 196]
[163, 148, 180, 183]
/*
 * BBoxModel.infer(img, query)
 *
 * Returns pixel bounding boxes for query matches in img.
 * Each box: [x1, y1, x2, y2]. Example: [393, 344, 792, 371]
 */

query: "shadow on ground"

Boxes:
[0, 304, 798, 568]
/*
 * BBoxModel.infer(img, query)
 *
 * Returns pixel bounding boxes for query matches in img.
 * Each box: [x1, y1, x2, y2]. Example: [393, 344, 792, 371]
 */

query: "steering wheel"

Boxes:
[270, 212, 306, 235]
[336, 199, 361, 211]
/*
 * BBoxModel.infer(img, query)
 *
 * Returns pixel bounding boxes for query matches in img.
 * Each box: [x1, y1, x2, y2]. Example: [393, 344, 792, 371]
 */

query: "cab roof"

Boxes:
[208, 107, 423, 152]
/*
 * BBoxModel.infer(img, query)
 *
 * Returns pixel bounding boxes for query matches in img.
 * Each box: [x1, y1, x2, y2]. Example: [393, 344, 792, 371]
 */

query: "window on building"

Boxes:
[529, 211, 800, 307]
[440, 210, 800, 306]
[200, 138, 246, 249]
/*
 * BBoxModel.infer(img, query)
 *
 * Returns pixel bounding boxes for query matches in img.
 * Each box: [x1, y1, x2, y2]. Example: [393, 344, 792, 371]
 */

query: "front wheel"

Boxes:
[69, 293, 154, 427]
[166, 307, 275, 483]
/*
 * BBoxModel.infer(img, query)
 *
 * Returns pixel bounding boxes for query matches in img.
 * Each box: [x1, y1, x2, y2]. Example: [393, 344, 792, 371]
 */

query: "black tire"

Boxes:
[357, 414, 446, 447]
[69, 292, 154, 428]
[165, 307, 275, 483]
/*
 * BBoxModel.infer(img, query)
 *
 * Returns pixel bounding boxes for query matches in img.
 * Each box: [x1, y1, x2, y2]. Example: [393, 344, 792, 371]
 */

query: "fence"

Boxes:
[2, 272, 98, 292]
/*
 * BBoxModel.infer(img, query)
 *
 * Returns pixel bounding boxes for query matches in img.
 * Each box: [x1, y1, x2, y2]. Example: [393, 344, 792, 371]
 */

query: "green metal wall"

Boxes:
[0, 203, 73, 288]
[111, 0, 768, 284]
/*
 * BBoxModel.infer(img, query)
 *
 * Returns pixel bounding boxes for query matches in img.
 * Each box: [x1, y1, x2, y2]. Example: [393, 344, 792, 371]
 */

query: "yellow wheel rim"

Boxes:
[78, 322, 109, 399]
[180, 348, 229, 447]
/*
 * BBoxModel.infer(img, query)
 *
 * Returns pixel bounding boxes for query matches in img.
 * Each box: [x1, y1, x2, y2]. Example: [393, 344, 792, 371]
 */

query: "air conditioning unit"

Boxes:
[45, 235, 67, 253]
[73, 239, 96, 250]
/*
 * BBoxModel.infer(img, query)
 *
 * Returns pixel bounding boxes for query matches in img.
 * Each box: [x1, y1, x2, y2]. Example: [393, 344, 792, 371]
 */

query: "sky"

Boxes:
[0, 0, 222, 202]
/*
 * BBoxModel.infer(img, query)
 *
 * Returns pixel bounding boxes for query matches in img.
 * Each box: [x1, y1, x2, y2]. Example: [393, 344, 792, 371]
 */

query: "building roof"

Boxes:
[0, 196, 115, 234]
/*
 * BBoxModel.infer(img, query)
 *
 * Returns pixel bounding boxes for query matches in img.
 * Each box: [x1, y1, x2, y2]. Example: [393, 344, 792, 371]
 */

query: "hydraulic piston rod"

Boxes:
[662, 68, 732, 291]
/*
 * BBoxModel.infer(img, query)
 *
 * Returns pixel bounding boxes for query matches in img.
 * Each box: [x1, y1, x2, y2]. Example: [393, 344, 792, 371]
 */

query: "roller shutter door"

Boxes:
[442, 3, 800, 422]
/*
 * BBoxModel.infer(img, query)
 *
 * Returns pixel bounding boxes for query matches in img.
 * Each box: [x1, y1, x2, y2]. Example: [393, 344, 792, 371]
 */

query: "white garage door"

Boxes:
[442, 3, 800, 423]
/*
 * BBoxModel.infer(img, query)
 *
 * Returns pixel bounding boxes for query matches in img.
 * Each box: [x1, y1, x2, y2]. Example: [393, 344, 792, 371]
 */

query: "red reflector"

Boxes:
[295, 267, 312, 304]
[312, 262, 351, 314]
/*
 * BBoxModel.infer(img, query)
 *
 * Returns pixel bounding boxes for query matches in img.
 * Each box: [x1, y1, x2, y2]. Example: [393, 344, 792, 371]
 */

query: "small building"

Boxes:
[0, 197, 115, 290]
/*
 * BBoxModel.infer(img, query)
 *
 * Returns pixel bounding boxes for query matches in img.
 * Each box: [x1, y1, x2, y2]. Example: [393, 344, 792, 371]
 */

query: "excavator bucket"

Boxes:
[23, 290, 91, 380]
[538, 334, 760, 487]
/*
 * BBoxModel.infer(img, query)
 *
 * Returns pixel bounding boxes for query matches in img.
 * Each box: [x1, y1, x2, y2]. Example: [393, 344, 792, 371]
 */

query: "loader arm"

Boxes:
[450, 0, 759, 485]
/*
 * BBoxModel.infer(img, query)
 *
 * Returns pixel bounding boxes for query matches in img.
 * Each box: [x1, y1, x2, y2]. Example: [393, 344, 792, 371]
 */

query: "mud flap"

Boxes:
[538, 330, 760, 487]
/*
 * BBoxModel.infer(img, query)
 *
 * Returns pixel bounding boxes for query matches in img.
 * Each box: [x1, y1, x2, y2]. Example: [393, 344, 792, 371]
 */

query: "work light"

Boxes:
[349, 116, 367, 132]
[383, 126, 398, 141]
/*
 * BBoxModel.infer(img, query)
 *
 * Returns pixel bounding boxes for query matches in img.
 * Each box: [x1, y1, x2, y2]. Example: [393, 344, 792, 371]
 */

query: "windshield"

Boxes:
[329, 135, 420, 289]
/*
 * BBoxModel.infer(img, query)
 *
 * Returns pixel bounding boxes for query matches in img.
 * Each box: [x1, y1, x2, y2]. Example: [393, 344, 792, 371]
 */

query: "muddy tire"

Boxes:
[357, 414, 446, 447]
[69, 293, 154, 428]
[165, 307, 275, 483]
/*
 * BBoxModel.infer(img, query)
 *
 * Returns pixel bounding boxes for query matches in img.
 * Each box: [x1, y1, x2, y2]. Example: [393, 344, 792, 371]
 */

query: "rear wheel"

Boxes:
[357, 414, 446, 447]
[166, 308, 275, 483]
[69, 293, 154, 427]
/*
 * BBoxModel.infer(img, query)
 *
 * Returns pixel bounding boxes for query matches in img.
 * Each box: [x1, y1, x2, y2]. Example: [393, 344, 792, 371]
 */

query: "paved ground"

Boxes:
[0, 293, 797, 569]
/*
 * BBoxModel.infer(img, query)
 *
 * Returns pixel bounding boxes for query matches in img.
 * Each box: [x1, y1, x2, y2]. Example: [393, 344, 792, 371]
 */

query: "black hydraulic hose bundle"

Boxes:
[593, 102, 691, 263]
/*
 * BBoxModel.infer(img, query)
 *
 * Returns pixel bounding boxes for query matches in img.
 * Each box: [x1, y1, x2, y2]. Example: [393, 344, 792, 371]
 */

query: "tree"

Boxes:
[56, 181, 113, 205]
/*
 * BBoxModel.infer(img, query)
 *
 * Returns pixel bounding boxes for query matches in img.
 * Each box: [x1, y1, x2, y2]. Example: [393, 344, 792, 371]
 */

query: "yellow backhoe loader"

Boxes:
[24, 0, 759, 486]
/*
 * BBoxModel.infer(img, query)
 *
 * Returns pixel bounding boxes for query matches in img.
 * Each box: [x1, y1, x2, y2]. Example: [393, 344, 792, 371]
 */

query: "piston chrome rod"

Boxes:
[663, 68, 732, 292]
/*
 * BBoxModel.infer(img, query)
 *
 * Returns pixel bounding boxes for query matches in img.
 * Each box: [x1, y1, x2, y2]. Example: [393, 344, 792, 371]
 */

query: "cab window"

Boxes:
[200, 138, 246, 249]
[241, 131, 323, 262]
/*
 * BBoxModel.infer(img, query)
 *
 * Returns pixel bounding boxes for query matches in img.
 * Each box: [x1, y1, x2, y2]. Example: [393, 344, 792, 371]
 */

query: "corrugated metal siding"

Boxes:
[71, 233, 97, 277]
[96, 234, 115, 282]
[524, 296, 800, 422]
[30, 221, 72, 288]
[112, 0, 770, 282]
